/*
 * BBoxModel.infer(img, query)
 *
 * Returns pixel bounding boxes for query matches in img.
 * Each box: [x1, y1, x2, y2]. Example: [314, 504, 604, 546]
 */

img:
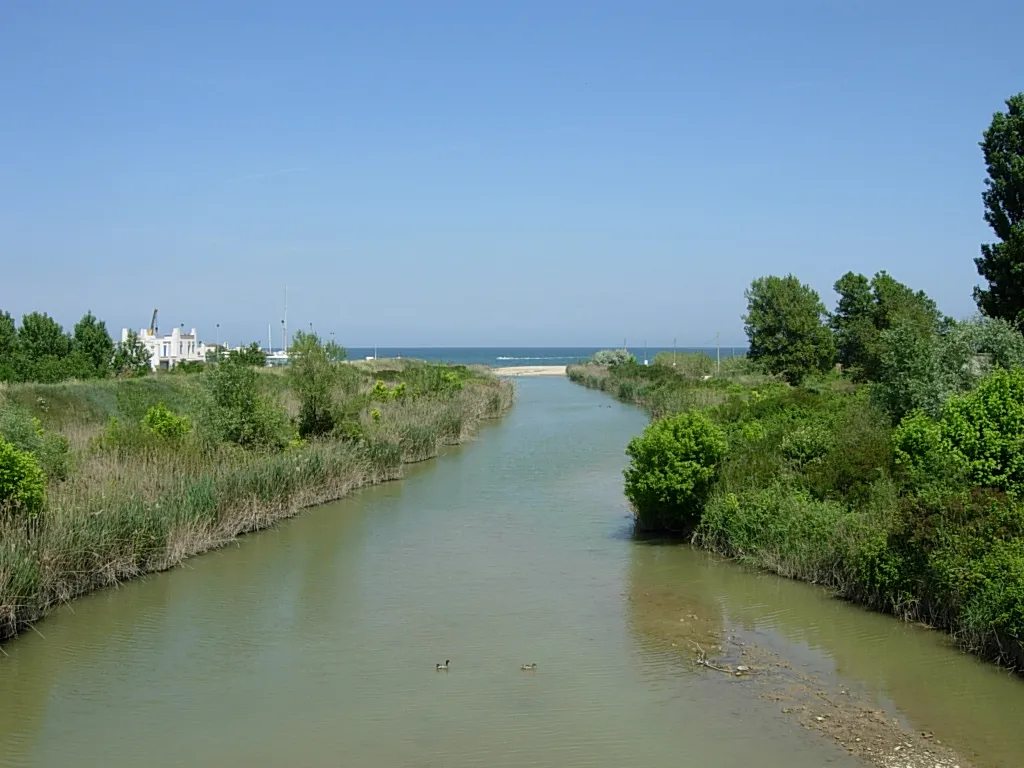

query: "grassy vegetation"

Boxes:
[0, 357, 513, 641]
[569, 353, 1024, 670]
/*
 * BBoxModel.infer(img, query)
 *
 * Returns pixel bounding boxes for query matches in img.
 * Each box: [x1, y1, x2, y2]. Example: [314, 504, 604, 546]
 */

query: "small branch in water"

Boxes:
[692, 642, 733, 674]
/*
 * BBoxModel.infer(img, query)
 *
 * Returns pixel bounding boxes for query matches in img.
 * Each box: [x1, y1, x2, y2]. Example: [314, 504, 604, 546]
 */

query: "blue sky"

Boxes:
[1, 0, 1021, 347]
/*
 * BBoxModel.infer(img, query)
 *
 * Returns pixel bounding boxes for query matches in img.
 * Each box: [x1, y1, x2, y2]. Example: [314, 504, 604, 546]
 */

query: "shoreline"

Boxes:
[0, 369, 515, 644]
[492, 365, 567, 377]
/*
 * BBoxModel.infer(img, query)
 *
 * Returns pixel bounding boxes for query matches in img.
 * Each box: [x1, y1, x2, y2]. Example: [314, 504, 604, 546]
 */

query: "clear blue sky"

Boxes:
[2, 1, 1021, 347]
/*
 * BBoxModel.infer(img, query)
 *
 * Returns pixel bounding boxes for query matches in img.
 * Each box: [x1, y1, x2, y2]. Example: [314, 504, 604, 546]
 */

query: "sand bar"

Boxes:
[492, 365, 567, 377]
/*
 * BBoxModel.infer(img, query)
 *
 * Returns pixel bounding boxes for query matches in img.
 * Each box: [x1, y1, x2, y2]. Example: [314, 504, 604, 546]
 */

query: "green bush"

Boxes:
[894, 368, 1024, 498]
[941, 368, 1024, 496]
[142, 403, 192, 440]
[623, 411, 727, 533]
[0, 407, 71, 480]
[593, 349, 636, 366]
[0, 439, 46, 519]
[288, 332, 340, 438]
[780, 422, 833, 467]
[201, 358, 292, 450]
[697, 483, 851, 578]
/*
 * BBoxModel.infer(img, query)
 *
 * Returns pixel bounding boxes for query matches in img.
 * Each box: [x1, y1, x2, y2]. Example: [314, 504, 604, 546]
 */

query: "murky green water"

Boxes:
[2, 378, 1023, 767]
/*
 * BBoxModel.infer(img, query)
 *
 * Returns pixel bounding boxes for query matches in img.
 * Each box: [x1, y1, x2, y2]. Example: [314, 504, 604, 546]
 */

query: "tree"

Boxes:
[974, 93, 1024, 325]
[111, 330, 151, 377]
[72, 311, 114, 377]
[623, 411, 727, 533]
[288, 331, 341, 438]
[743, 275, 836, 385]
[16, 312, 73, 383]
[228, 342, 267, 367]
[0, 311, 16, 382]
[830, 271, 944, 381]
[830, 272, 874, 379]
[873, 314, 1024, 421]
[201, 357, 291, 449]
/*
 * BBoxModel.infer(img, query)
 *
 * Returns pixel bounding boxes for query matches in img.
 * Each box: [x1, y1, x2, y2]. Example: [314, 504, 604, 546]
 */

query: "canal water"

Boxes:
[2, 377, 1023, 767]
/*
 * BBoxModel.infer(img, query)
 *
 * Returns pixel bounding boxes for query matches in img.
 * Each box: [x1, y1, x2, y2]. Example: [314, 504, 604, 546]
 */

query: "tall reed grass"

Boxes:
[0, 363, 513, 641]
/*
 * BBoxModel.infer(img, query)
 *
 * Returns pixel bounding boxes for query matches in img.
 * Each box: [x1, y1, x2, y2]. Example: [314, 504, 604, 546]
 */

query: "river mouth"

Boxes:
[0, 377, 1022, 767]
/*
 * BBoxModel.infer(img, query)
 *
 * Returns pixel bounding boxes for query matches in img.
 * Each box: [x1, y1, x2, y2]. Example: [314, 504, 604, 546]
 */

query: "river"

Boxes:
[1, 377, 1023, 767]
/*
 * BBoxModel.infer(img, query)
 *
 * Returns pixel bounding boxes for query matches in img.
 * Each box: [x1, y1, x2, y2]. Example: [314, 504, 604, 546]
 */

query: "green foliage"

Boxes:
[0, 439, 46, 519]
[287, 331, 340, 438]
[623, 411, 727, 533]
[0, 407, 71, 481]
[941, 368, 1024, 496]
[72, 311, 115, 377]
[112, 330, 152, 377]
[744, 274, 836, 385]
[593, 348, 636, 366]
[141, 403, 192, 441]
[0, 311, 17, 382]
[831, 271, 943, 382]
[201, 358, 292, 450]
[370, 380, 391, 401]
[780, 422, 833, 467]
[974, 93, 1024, 326]
[873, 323, 946, 420]
[170, 360, 205, 375]
[228, 342, 267, 367]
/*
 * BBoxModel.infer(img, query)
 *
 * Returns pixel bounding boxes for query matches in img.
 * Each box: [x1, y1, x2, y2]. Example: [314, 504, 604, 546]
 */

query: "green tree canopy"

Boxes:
[974, 93, 1024, 325]
[0, 311, 16, 382]
[18, 312, 71, 361]
[744, 275, 836, 386]
[16, 312, 73, 383]
[111, 330, 152, 377]
[227, 342, 267, 367]
[830, 270, 944, 381]
[288, 331, 343, 438]
[72, 311, 115, 376]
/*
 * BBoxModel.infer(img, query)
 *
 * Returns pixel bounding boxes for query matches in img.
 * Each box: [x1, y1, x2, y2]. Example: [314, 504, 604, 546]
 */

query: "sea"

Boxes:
[341, 347, 747, 367]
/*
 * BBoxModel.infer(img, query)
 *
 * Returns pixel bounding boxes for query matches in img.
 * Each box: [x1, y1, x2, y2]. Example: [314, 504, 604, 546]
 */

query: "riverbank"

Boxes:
[567, 358, 1024, 672]
[492, 365, 567, 376]
[0, 359, 513, 642]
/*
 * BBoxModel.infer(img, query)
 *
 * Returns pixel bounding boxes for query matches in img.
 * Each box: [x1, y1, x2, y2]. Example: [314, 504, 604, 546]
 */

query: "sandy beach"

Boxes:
[492, 365, 567, 377]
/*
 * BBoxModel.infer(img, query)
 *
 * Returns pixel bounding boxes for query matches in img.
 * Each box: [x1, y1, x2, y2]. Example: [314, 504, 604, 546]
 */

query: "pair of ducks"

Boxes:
[434, 660, 537, 671]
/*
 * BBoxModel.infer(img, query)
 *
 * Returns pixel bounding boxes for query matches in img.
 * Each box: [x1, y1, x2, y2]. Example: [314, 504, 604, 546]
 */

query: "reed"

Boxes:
[0, 362, 513, 641]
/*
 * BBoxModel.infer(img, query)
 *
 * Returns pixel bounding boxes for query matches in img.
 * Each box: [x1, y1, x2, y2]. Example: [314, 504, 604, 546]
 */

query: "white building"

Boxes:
[122, 326, 205, 371]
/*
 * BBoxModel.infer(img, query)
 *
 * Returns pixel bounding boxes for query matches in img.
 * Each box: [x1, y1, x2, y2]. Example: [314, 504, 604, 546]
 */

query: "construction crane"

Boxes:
[149, 308, 158, 337]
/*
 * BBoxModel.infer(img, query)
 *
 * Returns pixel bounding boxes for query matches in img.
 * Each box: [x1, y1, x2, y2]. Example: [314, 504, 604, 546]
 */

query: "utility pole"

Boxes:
[715, 332, 720, 376]
[283, 284, 289, 353]
[673, 337, 677, 367]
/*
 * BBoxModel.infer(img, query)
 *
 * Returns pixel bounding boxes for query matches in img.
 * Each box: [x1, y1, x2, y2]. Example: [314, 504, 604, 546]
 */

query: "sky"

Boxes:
[2, 0, 1022, 347]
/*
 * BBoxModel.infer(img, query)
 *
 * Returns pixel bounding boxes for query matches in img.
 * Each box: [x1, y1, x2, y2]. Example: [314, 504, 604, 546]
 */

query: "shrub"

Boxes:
[0, 439, 46, 519]
[371, 380, 391, 401]
[201, 358, 292, 450]
[593, 349, 636, 366]
[0, 407, 71, 480]
[142, 403, 192, 440]
[941, 367, 1024, 496]
[780, 422, 833, 467]
[623, 411, 727, 533]
[288, 332, 341, 439]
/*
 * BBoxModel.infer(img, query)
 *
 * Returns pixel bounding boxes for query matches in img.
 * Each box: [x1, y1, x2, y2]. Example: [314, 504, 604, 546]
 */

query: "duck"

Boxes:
[436, 660, 450, 670]
[520, 663, 537, 670]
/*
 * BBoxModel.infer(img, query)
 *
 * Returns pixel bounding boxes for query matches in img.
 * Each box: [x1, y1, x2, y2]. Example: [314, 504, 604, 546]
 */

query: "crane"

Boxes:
[149, 308, 158, 337]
